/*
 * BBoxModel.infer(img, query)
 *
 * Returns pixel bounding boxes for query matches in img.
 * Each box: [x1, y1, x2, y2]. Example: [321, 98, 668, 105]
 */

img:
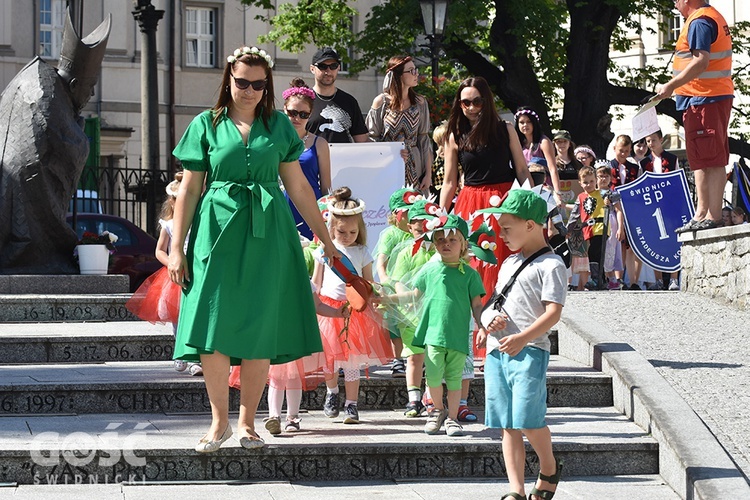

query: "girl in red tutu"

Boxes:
[126, 172, 201, 375]
[313, 187, 393, 424]
[228, 263, 350, 435]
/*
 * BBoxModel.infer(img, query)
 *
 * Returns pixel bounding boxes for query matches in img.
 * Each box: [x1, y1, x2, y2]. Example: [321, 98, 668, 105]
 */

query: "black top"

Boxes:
[306, 88, 367, 144]
[458, 123, 516, 186]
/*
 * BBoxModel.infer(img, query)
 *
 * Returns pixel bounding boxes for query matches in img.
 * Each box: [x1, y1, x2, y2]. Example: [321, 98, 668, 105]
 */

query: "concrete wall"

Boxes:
[679, 224, 750, 310]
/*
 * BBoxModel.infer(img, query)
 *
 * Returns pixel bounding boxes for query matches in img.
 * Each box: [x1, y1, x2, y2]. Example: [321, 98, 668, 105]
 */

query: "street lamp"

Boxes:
[419, 0, 448, 85]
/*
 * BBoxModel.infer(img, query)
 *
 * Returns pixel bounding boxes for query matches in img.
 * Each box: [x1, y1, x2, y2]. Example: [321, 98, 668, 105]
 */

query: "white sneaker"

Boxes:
[174, 360, 188, 372]
[189, 363, 203, 376]
[668, 279, 679, 291]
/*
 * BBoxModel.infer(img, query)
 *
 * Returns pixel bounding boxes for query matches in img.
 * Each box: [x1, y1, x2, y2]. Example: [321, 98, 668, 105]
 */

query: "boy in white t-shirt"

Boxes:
[478, 190, 567, 500]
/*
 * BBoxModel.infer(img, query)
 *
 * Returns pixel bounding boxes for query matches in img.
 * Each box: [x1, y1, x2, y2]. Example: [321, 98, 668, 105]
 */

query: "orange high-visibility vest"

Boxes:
[673, 6, 734, 97]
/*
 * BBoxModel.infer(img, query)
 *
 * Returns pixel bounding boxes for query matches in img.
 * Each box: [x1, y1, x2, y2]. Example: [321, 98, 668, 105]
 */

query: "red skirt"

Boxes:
[125, 267, 180, 324]
[455, 182, 515, 360]
[454, 182, 514, 301]
[318, 295, 393, 373]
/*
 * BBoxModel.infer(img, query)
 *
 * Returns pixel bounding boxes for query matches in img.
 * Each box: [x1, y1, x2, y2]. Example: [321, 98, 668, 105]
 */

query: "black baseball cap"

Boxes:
[312, 47, 340, 65]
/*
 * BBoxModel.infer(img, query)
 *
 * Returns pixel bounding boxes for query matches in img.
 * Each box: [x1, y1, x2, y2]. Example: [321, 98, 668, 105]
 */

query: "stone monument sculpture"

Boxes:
[0, 11, 111, 274]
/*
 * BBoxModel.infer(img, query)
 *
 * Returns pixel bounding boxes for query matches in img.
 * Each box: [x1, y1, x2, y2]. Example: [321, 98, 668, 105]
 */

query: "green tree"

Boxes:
[246, 0, 750, 158]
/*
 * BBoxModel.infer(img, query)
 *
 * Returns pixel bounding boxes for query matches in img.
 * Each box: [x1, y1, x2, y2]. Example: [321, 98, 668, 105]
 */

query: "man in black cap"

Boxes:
[307, 47, 368, 143]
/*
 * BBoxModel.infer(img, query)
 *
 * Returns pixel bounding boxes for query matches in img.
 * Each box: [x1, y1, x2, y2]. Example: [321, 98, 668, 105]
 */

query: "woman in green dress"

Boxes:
[168, 46, 338, 452]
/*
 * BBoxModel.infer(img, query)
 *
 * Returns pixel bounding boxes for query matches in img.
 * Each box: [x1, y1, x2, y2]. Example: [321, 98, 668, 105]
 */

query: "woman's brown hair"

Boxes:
[211, 49, 275, 130]
[384, 55, 418, 112]
[445, 76, 501, 151]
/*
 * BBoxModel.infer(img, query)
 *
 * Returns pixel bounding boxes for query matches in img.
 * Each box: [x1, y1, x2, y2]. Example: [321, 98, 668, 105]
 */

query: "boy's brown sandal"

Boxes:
[529, 457, 563, 500]
[501, 493, 526, 500]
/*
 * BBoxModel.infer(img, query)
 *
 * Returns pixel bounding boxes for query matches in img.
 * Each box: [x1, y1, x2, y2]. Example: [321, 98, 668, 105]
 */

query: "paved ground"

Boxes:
[564, 291, 750, 482]
[0, 476, 680, 499]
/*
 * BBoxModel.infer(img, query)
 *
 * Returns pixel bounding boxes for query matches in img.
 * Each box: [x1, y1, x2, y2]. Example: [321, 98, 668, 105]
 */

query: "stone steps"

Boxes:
[0, 322, 174, 363]
[0, 408, 658, 484]
[0, 322, 559, 363]
[0, 295, 136, 322]
[0, 359, 612, 415]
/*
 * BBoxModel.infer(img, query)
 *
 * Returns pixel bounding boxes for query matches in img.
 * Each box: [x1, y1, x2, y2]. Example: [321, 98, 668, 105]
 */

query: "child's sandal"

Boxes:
[529, 457, 563, 500]
[501, 493, 526, 500]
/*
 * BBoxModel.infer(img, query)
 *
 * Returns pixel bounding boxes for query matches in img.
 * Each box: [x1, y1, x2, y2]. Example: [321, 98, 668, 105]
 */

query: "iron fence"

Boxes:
[72, 155, 171, 237]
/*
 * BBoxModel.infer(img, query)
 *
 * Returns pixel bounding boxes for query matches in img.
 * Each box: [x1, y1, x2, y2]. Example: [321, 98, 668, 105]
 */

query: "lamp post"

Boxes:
[419, 0, 448, 85]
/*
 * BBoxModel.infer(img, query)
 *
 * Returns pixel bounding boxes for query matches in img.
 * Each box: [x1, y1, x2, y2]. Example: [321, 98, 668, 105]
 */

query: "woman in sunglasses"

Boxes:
[169, 46, 339, 452]
[282, 78, 332, 240]
[366, 55, 433, 192]
[440, 76, 531, 294]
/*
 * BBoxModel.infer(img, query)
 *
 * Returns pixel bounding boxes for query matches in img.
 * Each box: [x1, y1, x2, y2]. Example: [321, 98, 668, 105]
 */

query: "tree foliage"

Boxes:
[245, 0, 750, 158]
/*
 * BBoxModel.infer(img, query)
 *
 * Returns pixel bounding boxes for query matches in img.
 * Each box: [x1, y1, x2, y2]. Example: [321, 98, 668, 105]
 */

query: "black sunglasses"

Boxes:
[315, 62, 340, 71]
[460, 97, 484, 108]
[230, 74, 267, 91]
[285, 109, 311, 119]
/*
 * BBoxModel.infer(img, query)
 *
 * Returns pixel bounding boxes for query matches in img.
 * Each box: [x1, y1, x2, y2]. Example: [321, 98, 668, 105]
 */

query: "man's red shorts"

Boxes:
[683, 98, 732, 170]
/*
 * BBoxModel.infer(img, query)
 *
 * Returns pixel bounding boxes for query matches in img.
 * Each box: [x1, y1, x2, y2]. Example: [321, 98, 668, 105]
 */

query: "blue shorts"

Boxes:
[484, 346, 550, 429]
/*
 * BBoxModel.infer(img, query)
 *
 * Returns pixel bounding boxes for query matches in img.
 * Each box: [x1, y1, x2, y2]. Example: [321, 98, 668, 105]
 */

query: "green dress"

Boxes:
[172, 109, 322, 365]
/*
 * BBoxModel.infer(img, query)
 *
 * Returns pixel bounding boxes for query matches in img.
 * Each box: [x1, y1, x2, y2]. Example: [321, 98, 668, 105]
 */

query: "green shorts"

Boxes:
[425, 345, 466, 391]
[400, 326, 425, 357]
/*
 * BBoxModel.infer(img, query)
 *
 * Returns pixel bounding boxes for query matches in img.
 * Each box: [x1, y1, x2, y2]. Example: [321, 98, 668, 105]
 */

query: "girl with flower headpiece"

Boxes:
[126, 172, 202, 375]
[366, 55, 433, 192]
[313, 187, 393, 425]
[514, 106, 562, 208]
[282, 77, 331, 240]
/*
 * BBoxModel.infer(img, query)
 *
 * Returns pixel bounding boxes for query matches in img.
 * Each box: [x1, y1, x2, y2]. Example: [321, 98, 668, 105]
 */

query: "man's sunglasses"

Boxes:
[460, 97, 484, 108]
[315, 62, 340, 71]
[285, 109, 311, 119]
[230, 74, 267, 91]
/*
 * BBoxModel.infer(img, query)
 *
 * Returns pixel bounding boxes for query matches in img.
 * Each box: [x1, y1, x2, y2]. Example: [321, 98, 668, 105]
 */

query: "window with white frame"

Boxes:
[663, 10, 684, 48]
[185, 7, 216, 68]
[39, 0, 65, 58]
[338, 15, 355, 74]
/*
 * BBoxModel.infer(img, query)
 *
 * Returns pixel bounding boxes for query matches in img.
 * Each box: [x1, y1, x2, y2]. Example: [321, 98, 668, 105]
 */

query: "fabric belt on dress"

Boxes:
[207, 180, 278, 240]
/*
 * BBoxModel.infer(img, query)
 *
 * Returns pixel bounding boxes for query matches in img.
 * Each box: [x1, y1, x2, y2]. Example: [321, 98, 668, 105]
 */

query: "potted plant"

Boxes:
[74, 231, 118, 275]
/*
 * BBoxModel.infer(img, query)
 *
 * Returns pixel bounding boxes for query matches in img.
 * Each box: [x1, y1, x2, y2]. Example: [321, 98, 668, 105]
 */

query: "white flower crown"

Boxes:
[227, 46, 274, 68]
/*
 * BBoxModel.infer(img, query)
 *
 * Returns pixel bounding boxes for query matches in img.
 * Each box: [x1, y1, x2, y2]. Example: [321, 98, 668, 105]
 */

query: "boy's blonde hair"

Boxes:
[432, 121, 448, 146]
[614, 134, 632, 147]
[434, 229, 469, 259]
[578, 166, 595, 180]
[327, 186, 367, 245]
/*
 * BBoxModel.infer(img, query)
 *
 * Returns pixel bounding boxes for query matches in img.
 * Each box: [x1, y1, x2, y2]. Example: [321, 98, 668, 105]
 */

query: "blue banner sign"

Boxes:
[615, 170, 694, 272]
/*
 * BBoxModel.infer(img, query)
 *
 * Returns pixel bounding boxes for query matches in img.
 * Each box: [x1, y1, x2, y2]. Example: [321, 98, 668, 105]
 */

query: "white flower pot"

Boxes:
[77, 244, 109, 275]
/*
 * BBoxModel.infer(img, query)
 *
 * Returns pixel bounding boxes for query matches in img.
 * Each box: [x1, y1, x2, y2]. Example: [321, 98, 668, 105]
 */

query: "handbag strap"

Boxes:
[483, 246, 551, 313]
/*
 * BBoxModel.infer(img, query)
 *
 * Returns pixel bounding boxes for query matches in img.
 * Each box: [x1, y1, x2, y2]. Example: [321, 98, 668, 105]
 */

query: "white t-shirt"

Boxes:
[317, 242, 373, 301]
[159, 219, 189, 254]
[652, 155, 663, 174]
[481, 252, 568, 353]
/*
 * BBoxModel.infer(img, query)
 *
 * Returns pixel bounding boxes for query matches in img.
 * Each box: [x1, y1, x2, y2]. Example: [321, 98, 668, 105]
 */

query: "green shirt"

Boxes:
[412, 260, 485, 354]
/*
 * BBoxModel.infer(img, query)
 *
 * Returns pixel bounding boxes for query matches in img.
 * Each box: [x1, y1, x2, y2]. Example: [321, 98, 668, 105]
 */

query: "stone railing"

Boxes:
[679, 223, 750, 311]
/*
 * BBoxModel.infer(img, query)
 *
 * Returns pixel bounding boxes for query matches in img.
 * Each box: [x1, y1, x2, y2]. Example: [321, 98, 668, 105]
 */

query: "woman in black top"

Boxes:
[440, 76, 530, 294]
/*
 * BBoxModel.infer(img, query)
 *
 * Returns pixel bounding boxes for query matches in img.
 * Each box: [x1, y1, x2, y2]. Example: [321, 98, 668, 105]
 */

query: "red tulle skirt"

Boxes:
[125, 267, 181, 324]
[228, 352, 327, 391]
[318, 295, 393, 373]
[454, 182, 514, 301]
[455, 182, 515, 359]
